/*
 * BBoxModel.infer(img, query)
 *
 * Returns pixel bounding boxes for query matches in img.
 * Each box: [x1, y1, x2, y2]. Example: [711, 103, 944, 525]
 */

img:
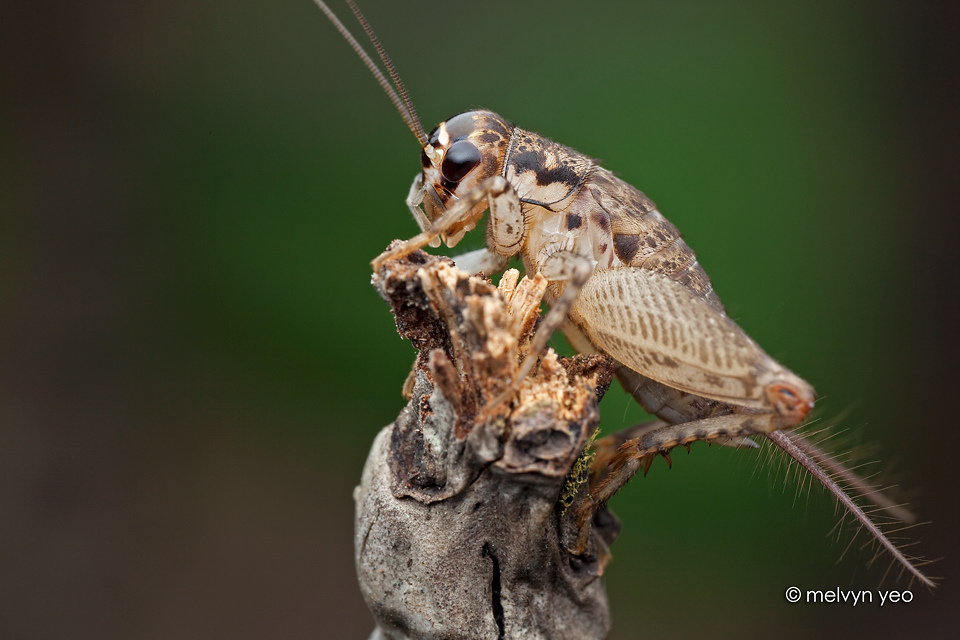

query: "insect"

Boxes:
[314, 0, 933, 586]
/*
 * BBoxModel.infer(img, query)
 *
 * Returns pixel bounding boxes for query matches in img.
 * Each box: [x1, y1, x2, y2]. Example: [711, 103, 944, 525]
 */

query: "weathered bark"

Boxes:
[355, 248, 617, 639]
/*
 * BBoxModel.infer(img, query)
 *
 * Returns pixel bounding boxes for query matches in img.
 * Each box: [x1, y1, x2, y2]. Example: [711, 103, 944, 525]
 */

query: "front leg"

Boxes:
[373, 175, 523, 270]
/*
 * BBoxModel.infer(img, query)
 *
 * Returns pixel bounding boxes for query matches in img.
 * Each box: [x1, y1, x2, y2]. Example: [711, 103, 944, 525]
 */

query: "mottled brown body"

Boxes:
[471, 119, 809, 424]
[384, 110, 825, 555]
[411, 109, 777, 441]
[316, 0, 934, 588]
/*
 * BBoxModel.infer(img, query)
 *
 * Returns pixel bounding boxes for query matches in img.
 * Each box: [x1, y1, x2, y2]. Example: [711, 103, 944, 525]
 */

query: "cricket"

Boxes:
[315, 0, 934, 588]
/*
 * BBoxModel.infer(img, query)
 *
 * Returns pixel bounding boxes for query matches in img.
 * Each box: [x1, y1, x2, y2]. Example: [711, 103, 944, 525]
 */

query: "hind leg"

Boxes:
[571, 411, 785, 554]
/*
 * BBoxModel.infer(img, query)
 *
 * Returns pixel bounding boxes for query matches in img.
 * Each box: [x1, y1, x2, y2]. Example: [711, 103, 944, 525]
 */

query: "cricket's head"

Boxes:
[314, 3, 512, 248]
[417, 110, 513, 247]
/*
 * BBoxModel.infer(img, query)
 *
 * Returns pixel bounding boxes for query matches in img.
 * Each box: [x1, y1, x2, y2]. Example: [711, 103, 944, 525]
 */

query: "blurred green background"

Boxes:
[2, 0, 958, 638]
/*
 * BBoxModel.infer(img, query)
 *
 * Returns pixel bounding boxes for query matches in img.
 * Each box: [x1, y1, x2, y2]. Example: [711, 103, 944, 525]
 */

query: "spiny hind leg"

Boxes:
[570, 411, 786, 554]
[573, 416, 934, 586]
[588, 420, 666, 488]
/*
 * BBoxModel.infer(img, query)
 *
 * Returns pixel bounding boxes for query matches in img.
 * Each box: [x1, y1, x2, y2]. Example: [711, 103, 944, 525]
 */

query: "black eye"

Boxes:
[440, 140, 481, 183]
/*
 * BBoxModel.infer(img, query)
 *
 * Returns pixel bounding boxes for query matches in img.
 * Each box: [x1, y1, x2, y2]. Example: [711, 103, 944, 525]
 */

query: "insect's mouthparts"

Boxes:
[421, 183, 445, 223]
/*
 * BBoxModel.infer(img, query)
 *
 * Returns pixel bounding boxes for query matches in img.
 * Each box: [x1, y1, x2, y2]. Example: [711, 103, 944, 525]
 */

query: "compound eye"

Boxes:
[440, 140, 481, 183]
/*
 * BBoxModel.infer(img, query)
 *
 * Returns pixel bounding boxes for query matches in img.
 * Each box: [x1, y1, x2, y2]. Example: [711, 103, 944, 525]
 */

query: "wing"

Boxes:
[570, 266, 809, 410]
[585, 168, 724, 313]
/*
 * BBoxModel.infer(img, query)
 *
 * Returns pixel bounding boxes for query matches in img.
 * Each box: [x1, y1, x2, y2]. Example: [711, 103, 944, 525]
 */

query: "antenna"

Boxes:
[313, 0, 429, 146]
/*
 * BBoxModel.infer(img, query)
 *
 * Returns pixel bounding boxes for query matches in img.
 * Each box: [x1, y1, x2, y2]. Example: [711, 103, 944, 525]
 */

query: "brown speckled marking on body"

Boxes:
[586, 168, 722, 312]
[504, 128, 594, 208]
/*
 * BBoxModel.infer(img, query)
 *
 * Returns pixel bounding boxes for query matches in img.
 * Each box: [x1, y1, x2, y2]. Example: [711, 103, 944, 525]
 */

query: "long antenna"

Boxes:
[345, 1, 428, 146]
[312, 0, 429, 147]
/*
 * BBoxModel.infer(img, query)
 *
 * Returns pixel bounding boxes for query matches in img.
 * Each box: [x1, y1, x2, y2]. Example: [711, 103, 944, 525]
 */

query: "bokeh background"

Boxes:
[2, 1, 958, 638]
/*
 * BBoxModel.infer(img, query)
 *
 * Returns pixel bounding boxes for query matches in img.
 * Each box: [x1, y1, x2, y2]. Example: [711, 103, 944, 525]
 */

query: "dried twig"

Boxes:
[356, 247, 616, 639]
